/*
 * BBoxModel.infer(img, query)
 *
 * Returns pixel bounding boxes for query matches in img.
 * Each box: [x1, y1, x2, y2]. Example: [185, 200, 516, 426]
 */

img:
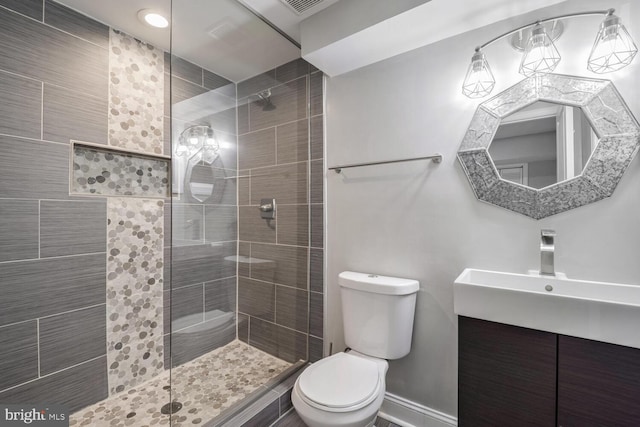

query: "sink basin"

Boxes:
[454, 268, 640, 349]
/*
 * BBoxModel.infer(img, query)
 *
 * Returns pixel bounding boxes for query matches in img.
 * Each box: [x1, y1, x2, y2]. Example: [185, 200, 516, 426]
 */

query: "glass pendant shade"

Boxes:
[202, 136, 220, 164]
[519, 24, 561, 76]
[588, 13, 638, 73]
[462, 50, 496, 99]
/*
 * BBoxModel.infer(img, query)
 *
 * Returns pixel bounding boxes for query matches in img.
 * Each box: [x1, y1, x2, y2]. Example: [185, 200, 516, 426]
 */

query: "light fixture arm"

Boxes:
[476, 9, 614, 51]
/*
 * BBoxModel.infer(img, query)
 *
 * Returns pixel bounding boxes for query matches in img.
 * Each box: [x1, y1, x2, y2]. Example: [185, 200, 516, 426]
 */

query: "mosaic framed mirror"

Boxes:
[458, 73, 640, 219]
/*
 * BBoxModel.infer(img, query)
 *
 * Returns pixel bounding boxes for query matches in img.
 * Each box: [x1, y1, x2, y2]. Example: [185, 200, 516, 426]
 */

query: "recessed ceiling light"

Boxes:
[137, 9, 169, 28]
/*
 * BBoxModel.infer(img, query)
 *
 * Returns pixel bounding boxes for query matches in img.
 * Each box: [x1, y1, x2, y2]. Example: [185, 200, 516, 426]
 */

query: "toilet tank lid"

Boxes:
[339, 271, 419, 295]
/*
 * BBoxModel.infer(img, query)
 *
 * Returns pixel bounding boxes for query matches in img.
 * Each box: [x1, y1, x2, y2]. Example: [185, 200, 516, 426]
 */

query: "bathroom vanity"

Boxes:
[454, 268, 640, 427]
[458, 317, 640, 427]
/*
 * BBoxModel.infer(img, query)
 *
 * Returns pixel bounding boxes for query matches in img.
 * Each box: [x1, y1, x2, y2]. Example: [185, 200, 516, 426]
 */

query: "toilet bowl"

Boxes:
[292, 351, 388, 427]
[292, 271, 419, 427]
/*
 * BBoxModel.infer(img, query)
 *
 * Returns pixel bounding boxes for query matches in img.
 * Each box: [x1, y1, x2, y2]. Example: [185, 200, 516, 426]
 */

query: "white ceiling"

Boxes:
[237, 0, 342, 42]
[56, 0, 311, 82]
[300, 0, 570, 76]
[56, 0, 577, 83]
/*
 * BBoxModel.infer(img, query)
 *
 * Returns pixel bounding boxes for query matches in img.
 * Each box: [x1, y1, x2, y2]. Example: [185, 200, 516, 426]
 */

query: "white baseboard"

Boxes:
[379, 392, 457, 427]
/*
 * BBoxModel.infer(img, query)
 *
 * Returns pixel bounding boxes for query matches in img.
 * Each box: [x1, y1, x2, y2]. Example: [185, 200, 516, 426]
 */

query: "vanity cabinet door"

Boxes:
[557, 335, 640, 427]
[458, 317, 557, 427]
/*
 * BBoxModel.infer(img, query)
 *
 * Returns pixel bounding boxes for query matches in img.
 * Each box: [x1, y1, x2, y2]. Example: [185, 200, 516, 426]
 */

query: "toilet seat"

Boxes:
[296, 352, 382, 413]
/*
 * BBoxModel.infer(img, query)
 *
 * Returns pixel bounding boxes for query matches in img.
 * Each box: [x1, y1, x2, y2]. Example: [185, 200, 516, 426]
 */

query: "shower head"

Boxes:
[255, 90, 276, 111]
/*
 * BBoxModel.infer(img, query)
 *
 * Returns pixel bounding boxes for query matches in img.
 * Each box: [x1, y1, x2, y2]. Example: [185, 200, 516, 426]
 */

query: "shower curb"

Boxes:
[208, 363, 306, 426]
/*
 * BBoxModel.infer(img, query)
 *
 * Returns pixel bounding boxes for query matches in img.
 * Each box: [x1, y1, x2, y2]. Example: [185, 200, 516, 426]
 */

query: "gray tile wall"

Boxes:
[40, 200, 107, 257]
[0, 321, 38, 391]
[0, 71, 42, 139]
[236, 59, 325, 364]
[308, 70, 324, 362]
[39, 305, 106, 376]
[0, 6, 107, 99]
[0, 357, 108, 413]
[0, 1, 110, 407]
[0, 0, 322, 421]
[166, 51, 239, 368]
[0, 200, 39, 262]
[43, 82, 107, 144]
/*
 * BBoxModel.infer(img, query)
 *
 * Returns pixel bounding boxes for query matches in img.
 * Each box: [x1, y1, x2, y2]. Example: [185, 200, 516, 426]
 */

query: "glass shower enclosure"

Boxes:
[0, 0, 323, 425]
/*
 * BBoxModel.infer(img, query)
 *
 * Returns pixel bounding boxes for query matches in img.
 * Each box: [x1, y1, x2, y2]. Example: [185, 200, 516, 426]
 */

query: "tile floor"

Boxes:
[69, 340, 292, 426]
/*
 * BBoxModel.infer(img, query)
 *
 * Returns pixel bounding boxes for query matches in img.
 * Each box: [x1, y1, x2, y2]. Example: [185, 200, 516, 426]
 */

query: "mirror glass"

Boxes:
[458, 74, 640, 219]
[488, 101, 598, 189]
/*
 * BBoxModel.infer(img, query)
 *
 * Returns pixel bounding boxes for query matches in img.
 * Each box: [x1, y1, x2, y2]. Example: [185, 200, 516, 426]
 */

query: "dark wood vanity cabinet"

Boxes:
[557, 335, 640, 427]
[459, 317, 640, 427]
[458, 317, 557, 427]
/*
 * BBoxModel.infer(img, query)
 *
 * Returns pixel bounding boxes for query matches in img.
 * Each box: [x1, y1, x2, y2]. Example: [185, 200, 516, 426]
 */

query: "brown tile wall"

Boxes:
[236, 59, 325, 363]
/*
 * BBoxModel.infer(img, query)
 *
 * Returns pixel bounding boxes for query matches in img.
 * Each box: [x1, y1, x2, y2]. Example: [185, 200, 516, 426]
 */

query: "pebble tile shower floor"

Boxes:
[69, 340, 292, 426]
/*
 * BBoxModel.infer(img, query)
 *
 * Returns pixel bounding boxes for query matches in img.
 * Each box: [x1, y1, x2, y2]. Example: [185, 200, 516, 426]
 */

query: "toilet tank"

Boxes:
[339, 271, 419, 360]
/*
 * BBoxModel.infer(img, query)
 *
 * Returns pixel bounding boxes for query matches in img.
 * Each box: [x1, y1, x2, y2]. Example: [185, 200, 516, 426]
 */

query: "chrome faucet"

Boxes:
[540, 229, 556, 276]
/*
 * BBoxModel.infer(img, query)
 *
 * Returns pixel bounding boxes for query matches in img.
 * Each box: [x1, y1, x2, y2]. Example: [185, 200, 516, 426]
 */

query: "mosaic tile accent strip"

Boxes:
[72, 144, 169, 198]
[107, 198, 165, 395]
[458, 74, 640, 219]
[108, 29, 164, 155]
[69, 340, 292, 427]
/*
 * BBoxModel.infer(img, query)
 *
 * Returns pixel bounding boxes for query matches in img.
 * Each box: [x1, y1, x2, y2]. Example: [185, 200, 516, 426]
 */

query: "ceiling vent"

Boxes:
[279, 0, 324, 15]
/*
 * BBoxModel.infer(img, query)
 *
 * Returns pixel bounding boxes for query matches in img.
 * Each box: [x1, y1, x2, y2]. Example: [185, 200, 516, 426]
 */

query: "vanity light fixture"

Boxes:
[462, 48, 496, 99]
[462, 8, 637, 99]
[588, 10, 638, 73]
[137, 9, 169, 28]
[519, 23, 561, 76]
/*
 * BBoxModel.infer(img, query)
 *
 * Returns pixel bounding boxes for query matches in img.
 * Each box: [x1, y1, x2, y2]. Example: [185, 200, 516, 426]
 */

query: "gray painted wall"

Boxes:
[528, 160, 557, 189]
[325, 0, 640, 416]
[490, 132, 556, 164]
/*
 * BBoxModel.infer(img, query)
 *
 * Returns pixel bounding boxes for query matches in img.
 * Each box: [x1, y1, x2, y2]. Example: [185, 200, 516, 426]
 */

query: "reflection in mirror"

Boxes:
[488, 101, 598, 189]
[185, 156, 228, 204]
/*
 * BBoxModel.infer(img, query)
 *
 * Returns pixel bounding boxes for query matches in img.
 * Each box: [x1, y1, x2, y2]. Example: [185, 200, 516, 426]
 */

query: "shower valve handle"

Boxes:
[259, 198, 276, 219]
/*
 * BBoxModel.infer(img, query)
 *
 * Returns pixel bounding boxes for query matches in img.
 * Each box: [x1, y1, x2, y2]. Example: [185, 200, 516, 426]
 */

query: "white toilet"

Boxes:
[292, 271, 419, 427]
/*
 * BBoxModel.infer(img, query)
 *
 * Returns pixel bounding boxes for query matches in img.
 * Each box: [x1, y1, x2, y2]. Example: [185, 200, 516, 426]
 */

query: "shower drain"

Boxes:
[161, 401, 183, 415]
